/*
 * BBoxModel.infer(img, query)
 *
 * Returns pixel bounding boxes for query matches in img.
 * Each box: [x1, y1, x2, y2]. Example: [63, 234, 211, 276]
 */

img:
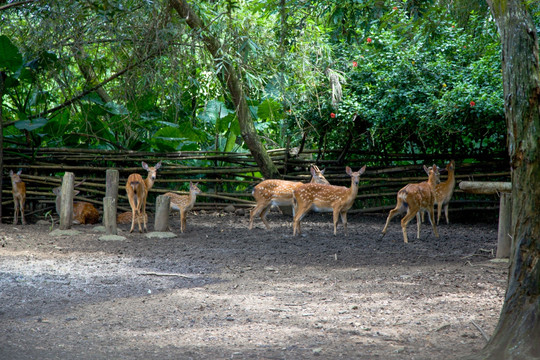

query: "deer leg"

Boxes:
[260, 205, 272, 229]
[400, 210, 417, 243]
[141, 195, 148, 232]
[249, 201, 269, 230]
[293, 207, 308, 236]
[339, 211, 348, 236]
[13, 198, 19, 225]
[416, 212, 422, 239]
[21, 198, 26, 225]
[436, 202, 443, 225]
[381, 203, 401, 236]
[180, 210, 186, 233]
[428, 207, 439, 238]
[443, 203, 449, 224]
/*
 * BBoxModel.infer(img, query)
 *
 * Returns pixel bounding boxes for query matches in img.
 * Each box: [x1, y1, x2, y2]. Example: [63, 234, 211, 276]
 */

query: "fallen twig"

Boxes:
[471, 320, 489, 342]
[138, 272, 199, 279]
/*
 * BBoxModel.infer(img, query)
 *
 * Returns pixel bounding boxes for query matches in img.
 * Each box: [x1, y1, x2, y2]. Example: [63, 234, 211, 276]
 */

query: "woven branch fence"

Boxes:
[1, 147, 510, 222]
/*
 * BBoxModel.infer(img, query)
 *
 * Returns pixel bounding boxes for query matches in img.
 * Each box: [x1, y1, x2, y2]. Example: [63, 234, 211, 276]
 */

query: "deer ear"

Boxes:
[346, 166, 353, 175]
[9, 170, 14, 176]
[142, 162, 149, 170]
[359, 165, 367, 175]
[423, 165, 430, 175]
[155, 161, 162, 170]
[310, 166, 316, 177]
[17, 170, 22, 175]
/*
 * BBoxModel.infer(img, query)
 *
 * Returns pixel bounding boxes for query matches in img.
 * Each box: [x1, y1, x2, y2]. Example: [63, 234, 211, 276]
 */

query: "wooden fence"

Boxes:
[1, 147, 510, 222]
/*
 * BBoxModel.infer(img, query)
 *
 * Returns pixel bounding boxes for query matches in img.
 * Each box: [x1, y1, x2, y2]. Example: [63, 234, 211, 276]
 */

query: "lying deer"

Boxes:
[164, 181, 201, 233]
[10, 170, 26, 225]
[249, 165, 329, 230]
[52, 179, 100, 225]
[126, 161, 162, 233]
[381, 165, 441, 243]
[292, 166, 367, 236]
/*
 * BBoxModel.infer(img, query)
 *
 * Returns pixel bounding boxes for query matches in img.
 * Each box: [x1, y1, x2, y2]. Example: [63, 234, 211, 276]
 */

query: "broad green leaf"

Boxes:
[14, 118, 48, 131]
[0, 35, 23, 72]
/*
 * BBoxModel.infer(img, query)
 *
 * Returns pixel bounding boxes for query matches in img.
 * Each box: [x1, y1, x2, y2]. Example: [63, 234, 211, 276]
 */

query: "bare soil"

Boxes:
[0, 210, 507, 360]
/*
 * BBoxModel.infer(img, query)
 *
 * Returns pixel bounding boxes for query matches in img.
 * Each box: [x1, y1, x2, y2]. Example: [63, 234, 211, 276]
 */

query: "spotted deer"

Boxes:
[381, 165, 441, 243]
[10, 170, 26, 225]
[164, 181, 201, 233]
[292, 166, 367, 236]
[52, 179, 100, 225]
[249, 165, 330, 230]
[126, 161, 162, 233]
[434, 160, 456, 224]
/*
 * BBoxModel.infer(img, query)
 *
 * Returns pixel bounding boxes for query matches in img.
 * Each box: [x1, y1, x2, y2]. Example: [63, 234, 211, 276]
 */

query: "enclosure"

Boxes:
[0, 210, 506, 359]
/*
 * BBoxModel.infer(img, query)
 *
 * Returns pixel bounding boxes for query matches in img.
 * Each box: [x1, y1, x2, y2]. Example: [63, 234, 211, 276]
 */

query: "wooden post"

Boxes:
[459, 181, 512, 259]
[497, 192, 512, 258]
[103, 196, 117, 235]
[106, 169, 119, 204]
[59, 172, 74, 230]
[154, 195, 170, 232]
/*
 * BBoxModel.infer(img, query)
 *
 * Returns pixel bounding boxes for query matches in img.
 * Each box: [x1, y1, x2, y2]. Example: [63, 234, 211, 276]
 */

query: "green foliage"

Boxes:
[0, 0, 520, 160]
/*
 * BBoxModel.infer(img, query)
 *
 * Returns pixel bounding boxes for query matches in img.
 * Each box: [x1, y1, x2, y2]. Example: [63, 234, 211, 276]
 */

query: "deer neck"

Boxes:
[144, 174, 155, 190]
[427, 174, 439, 189]
[346, 178, 359, 202]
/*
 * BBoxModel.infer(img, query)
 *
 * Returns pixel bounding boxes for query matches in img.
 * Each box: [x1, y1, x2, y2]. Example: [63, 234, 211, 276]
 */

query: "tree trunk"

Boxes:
[467, 1, 540, 359]
[0, 71, 4, 223]
[168, 0, 280, 179]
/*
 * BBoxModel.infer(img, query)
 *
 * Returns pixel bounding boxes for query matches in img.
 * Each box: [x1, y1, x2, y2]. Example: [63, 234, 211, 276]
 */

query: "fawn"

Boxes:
[10, 170, 26, 225]
[292, 166, 367, 236]
[52, 179, 99, 225]
[381, 165, 441, 243]
[126, 161, 162, 233]
[249, 165, 330, 230]
[163, 181, 202, 233]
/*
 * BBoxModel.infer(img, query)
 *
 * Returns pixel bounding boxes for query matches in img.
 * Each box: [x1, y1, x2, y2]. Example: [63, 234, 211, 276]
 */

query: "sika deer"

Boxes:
[52, 179, 99, 225]
[381, 165, 441, 243]
[249, 165, 330, 230]
[164, 181, 201, 233]
[126, 161, 162, 233]
[434, 160, 456, 224]
[10, 170, 26, 225]
[292, 166, 367, 236]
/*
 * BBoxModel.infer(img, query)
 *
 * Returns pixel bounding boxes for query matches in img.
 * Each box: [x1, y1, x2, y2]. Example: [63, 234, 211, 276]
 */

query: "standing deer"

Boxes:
[52, 179, 100, 225]
[421, 160, 456, 225]
[381, 165, 441, 243]
[249, 165, 330, 230]
[434, 160, 456, 224]
[126, 161, 162, 233]
[10, 170, 26, 225]
[164, 181, 202, 233]
[292, 166, 367, 236]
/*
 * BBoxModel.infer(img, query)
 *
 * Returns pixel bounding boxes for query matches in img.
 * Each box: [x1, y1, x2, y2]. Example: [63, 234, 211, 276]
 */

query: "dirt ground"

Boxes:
[0, 209, 507, 360]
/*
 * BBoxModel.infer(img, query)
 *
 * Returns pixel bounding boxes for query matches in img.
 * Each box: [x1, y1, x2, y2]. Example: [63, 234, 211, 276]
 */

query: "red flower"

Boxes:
[352, 61, 358, 67]
[330, 113, 336, 118]
[366, 37, 372, 43]
[392, 6, 397, 10]
[470, 101, 476, 107]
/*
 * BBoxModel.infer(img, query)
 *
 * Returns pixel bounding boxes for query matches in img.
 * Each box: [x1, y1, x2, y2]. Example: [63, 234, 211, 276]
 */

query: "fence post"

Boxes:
[106, 169, 119, 204]
[154, 195, 170, 232]
[103, 196, 117, 235]
[59, 172, 74, 230]
[496, 192, 512, 258]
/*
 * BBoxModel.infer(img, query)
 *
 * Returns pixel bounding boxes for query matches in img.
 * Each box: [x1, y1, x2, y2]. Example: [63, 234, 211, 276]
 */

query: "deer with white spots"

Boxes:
[381, 164, 441, 243]
[164, 181, 202, 233]
[10, 170, 26, 225]
[292, 166, 367, 236]
[249, 165, 330, 230]
[126, 161, 162, 233]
